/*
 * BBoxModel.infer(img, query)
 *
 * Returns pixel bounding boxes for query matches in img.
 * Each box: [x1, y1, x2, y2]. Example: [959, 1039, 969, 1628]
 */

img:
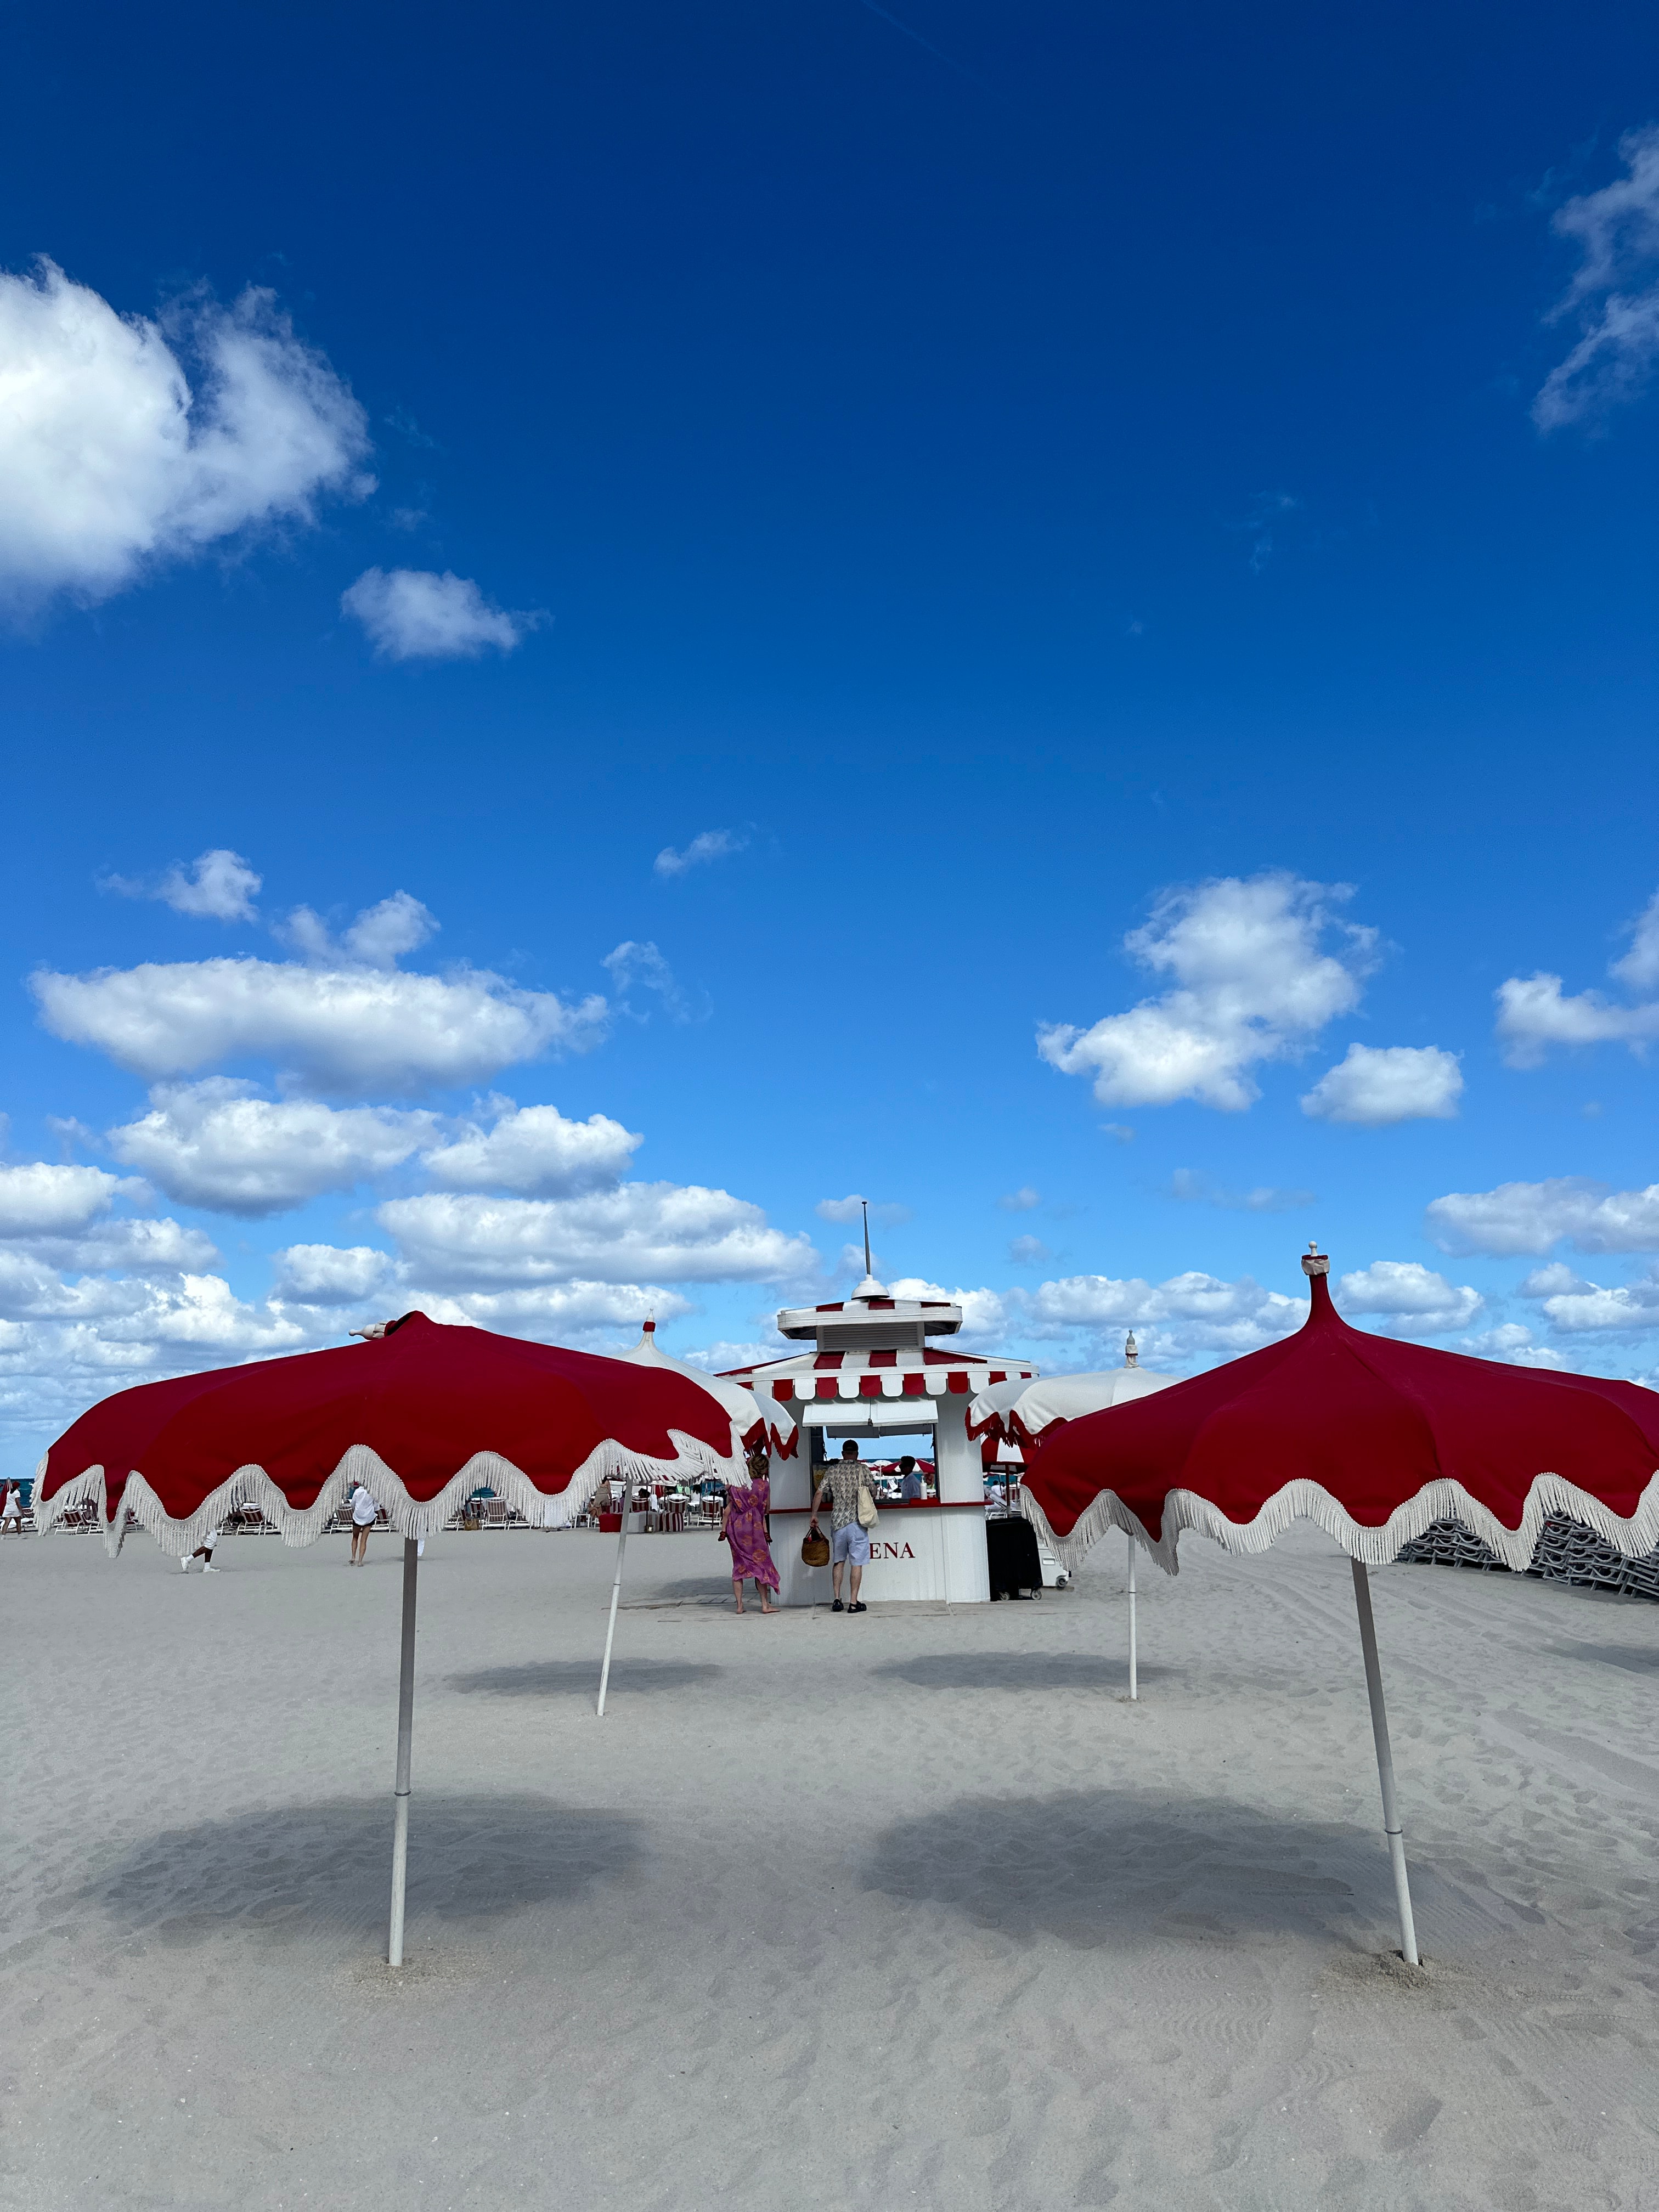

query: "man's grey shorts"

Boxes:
[832, 1521, 871, 1565]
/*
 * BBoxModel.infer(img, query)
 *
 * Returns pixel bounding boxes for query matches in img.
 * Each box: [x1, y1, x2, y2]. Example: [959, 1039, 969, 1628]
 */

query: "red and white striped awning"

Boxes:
[721, 1347, 1037, 1404]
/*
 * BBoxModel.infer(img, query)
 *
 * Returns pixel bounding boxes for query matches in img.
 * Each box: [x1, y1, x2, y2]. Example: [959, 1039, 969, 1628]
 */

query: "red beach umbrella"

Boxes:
[35, 1311, 745, 1965]
[1020, 1248, 1659, 1965]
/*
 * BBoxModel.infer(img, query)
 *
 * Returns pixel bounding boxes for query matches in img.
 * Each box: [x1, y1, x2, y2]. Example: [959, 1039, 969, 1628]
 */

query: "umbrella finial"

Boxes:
[1124, 1330, 1139, 1366]
[644, 1312, 656, 1335]
[1301, 1244, 1330, 1277]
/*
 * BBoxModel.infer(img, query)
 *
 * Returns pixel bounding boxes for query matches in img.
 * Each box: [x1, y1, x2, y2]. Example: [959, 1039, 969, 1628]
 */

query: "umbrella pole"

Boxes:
[1126, 1531, 1138, 1702]
[1350, 1560, 1419, 1966]
[387, 1537, 419, 1967]
[597, 1512, 630, 1718]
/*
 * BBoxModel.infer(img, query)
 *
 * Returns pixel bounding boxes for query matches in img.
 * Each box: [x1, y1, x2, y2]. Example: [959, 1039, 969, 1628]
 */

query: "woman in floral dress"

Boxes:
[720, 1446, 780, 1613]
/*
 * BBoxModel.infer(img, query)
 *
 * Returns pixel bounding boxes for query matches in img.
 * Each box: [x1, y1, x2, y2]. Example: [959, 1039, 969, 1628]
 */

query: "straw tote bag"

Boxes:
[800, 1525, 831, 1566]
[856, 1483, 879, 1533]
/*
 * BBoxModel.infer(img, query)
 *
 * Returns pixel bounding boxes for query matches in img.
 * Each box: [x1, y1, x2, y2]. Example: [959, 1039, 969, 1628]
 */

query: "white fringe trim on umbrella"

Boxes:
[31, 1430, 743, 1560]
[1020, 1466, 1659, 1580]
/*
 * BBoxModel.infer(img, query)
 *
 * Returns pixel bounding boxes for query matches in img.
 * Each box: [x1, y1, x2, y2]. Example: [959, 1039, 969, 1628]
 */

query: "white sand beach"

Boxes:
[5, 1521, 1659, 2210]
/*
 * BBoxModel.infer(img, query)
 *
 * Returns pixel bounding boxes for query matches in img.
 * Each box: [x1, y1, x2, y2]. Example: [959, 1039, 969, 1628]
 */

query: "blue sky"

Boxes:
[3, 0, 1659, 1474]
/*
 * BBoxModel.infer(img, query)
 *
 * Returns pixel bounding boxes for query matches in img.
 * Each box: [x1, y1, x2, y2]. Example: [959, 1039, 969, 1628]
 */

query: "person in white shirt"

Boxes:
[348, 1481, 378, 1565]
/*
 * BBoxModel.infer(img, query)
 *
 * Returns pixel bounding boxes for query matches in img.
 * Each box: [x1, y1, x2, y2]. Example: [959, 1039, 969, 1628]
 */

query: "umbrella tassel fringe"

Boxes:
[1021, 1468, 1659, 1579]
[30, 1433, 741, 1558]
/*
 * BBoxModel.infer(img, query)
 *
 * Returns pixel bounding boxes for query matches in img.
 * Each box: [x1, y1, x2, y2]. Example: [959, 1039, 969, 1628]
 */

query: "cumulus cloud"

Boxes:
[107, 1080, 437, 1216]
[31, 949, 606, 1097]
[378, 1185, 818, 1290]
[1334, 1260, 1483, 1334]
[1534, 126, 1659, 431]
[340, 568, 536, 662]
[1008, 1235, 1051, 1266]
[1494, 885, 1659, 1065]
[1458, 1323, 1568, 1369]
[1426, 1178, 1659, 1257]
[1038, 873, 1376, 1111]
[0, 259, 371, 610]
[280, 890, 437, 968]
[271, 1243, 395, 1307]
[0, 1161, 149, 1239]
[653, 830, 749, 879]
[997, 1187, 1041, 1212]
[420, 1098, 641, 1197]
[1519, 1261, 1659, 1335]
[105, 848, 262, 923]
[1300, 1043, 1463, 1126]
[888, 1269, 1307, 1367]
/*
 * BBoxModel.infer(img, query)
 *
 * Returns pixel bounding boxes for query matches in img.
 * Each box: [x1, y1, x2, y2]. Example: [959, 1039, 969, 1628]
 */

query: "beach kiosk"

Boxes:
[720, 1276, 1038, 1605]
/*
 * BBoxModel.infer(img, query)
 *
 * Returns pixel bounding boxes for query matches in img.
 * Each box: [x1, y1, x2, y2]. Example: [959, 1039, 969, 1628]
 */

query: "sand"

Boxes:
[4, 1519, 1659, 2210]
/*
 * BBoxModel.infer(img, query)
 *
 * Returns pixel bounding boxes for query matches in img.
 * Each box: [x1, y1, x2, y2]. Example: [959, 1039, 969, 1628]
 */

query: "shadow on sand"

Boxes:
[449, 1657, 721, 1697]
[870, 1651, 1172, 1693]
[85, 1793, 644, 1943]
[863, 1787, 1441, 1950]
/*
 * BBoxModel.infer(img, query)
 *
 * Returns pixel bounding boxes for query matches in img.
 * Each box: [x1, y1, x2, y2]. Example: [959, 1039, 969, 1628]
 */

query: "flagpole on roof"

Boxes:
[862, 1199, 872, 1283]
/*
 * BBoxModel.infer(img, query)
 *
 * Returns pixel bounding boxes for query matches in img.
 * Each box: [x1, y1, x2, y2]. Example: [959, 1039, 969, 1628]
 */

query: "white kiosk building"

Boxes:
[721, 1277, 1038, 1606]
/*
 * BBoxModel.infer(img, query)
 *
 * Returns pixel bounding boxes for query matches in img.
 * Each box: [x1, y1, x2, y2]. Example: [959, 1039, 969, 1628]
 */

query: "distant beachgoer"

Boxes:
[348, 1482, 378, 1564]
[899, 1455, 926, 1503]
[0, 1482, 24, 1538]
[183, 1526, 222, 1573]
[720, 1446, 779, 1615]
[808, 1440, 872, 1614]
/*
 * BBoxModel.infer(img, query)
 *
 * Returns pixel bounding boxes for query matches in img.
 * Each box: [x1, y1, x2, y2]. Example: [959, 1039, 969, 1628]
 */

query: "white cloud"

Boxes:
[996, 1187, 1041, 1212]
[1008, 1235, 1051, 1266]
[1300, 1043, 1463, 1126]
[1534, 126, 1659, 431]
[653, 830, 749, 879]
[1335, 1260, 1483, 1334]
[1168, 1169, 1315, 1212]
[1038, 873, 1376, 1111]
[108, 1080, 437, 1215]
[1519, 1262, 1659, 1335]
[0, 259, 371, 610]
[602, 940, 695, 1022]
[105, 848, 262, 923]
[272, 1243, 395, 1307]
[1494, 887, 1659, 1063]
[1426, 1178, 1659, 1257]
[0, 1161, 148, 1239]
[1494, 974, 1659, 1063]
[1458, 1323, 1568, 1370]
[281, 890, 437, 967]
[378, 1184, 817, 1289]
[400, 1283, 693, 1339]
[341, 568, 535, 661]
[31, 950, 606, 1097]
[1612, 888, 1659, 991]
[421, 1098, 641, 1196]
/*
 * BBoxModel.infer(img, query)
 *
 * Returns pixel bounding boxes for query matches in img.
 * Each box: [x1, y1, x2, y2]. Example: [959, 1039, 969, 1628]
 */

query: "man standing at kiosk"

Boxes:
[809, 1440, 871, 1614]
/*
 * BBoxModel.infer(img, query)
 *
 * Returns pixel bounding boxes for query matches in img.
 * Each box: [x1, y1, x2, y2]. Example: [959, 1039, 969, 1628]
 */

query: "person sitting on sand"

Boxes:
[808, 1440, 872, 1614]
[348, 1480, 377, 1565]
[719, 1446, 779, 1615]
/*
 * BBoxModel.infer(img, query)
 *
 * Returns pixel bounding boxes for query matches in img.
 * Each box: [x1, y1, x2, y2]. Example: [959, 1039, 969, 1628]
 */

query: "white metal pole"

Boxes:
[1350, 1558, 1419, 1966]
[387, 1536, 419, 1967]
[596, 1511, 630, 1718]
[1127, 1531, 1138, 1702]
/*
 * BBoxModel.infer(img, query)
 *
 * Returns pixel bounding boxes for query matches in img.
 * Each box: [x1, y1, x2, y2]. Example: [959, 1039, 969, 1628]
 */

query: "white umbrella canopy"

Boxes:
[969, 1341, 1178, 1451]
[619, 1318, 777, 1459]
